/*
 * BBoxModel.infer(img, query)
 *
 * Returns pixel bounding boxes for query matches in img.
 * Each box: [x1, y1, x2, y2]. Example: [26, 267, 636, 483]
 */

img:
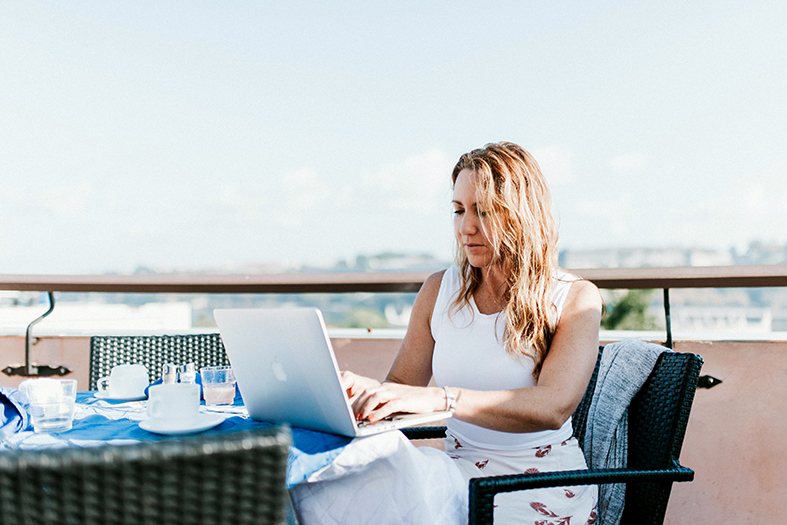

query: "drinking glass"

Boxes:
[201, 366, 236, 405]
[20, 378, 78, 433]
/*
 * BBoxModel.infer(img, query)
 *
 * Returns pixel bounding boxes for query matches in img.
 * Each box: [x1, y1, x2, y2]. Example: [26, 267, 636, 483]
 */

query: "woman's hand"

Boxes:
[350, 382, 446, 424]
[340, 371, 381, 404]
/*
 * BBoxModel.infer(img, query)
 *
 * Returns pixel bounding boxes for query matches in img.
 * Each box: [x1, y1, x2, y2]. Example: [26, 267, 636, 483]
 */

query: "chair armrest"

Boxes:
[468, 461, 694, 525]
[400, 426, 447, 440]
[470, 462, 694, 493]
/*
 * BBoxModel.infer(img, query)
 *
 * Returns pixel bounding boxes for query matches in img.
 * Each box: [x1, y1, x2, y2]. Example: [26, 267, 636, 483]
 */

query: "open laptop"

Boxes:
[213, 307, 452, 437]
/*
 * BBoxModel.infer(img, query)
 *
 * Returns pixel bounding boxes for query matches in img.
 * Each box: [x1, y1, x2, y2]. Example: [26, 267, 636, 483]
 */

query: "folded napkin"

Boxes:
[0, 386, 31, 436]
[143, 374, 240, 401]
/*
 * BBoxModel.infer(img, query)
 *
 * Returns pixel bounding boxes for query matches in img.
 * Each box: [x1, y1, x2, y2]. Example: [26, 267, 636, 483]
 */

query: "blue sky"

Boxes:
[1, 0, 785, 274]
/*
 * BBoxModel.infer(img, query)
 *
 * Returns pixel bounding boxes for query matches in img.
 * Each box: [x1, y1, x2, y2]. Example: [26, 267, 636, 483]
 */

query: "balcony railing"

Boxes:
[2, 264, 787, 294]
[3, 264, 787, 376]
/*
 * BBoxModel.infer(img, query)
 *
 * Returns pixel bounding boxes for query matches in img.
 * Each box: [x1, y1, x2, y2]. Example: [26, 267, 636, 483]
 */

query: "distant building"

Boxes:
[732, 241, 787, 265]
[672, 306, 773, 333]
[0, 302, 193, 333]
[687, 249, 736, 267]
[353, 253, 448, 272]
[560, 245, 737, 269]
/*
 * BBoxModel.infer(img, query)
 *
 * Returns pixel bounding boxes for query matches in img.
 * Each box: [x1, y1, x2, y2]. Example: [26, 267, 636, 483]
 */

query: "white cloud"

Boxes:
[0, 181, 94, 221]
[679, 157, 787, 247]
[215, 167, 330, 228]
[0, 184, 26, 207]
[40, 181, 94, 219]
[727, 160, 787, 232]
[531, 146, 573, 184]
[127, 222, 161, 238]
[0, 185, 22, 237]
[280, 168, 328, 210]
[216, 184, 271, 222]
[363, 149, 454, 213]
[610, 153, 647, 174]
[277, 167, 330, 227]
[739, 184, 787, 226]
[575, 194, 635, 237]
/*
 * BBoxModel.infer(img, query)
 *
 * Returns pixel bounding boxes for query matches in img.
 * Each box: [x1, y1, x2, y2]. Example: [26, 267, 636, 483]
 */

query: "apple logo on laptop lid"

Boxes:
[271, 358, 288, 383]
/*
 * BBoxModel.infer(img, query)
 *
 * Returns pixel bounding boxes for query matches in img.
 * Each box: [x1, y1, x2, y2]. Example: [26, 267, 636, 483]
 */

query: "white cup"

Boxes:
[146, 383, 201, 430]
[20, 378, 78, 433]
[97, 364, 149, 399]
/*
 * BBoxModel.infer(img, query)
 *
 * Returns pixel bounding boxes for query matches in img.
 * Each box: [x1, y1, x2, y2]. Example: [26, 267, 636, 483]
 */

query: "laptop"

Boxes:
[213, 307, 452, 437]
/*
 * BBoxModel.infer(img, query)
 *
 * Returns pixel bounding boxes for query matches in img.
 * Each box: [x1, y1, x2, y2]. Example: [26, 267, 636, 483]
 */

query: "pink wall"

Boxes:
[667, 340, 787, 524]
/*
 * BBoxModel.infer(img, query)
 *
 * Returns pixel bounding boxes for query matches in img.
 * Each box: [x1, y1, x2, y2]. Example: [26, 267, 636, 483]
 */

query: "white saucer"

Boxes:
[139, 413, 226, 435]
[94, 391, 147, 402]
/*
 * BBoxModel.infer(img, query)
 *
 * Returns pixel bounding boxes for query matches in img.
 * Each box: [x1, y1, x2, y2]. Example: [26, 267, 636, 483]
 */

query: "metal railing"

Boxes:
[3, 264, 787, 294]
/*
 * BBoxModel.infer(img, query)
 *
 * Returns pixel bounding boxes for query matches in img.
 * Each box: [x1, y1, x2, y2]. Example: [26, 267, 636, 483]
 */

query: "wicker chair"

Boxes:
[402, 346, 704, 525]
[89, 334, 230, 390]
[0, 425, 291, 525]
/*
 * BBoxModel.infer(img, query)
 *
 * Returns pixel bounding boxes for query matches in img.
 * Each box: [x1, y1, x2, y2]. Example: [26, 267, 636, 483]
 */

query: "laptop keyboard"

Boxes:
[356, 413, 406, 427]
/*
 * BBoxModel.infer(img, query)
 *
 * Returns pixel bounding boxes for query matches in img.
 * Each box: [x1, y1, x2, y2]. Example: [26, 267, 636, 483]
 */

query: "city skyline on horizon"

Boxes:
[120, 239, 787, 276]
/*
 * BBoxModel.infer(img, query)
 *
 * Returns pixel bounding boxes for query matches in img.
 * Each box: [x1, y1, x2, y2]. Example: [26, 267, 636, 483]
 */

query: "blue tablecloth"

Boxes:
[0, 390, 351, 488]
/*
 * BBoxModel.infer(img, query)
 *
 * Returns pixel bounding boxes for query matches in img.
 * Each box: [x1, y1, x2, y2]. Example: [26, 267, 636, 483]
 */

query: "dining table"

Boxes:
[0, 387, 353, 490]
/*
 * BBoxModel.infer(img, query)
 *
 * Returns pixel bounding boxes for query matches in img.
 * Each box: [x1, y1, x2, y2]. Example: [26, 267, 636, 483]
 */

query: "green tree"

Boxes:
[601, 289, 661, 331]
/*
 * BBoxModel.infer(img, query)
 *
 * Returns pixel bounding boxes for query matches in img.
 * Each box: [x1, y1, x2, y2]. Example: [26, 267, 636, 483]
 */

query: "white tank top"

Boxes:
[431, 265, 577, 450]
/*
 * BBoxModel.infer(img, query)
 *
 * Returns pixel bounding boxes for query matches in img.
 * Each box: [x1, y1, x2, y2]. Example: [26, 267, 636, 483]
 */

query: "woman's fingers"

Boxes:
[352, 384, 443, 423]
[340, 371, 359, 397]
[351, 386, 388, 419]
[340, 371, 380, 403]
[340, 371, 353, 391]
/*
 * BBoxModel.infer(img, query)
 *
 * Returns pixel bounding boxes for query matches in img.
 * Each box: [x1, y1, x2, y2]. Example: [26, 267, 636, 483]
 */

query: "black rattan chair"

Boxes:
[0, 425, 291, 525]
[89, 334, 230, 390]
[402, 345, 703, 525]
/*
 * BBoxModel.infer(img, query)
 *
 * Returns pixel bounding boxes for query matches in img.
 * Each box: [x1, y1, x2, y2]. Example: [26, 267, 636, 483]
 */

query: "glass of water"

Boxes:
[20, 378, 78, 433]
[200, 366, 236, 405]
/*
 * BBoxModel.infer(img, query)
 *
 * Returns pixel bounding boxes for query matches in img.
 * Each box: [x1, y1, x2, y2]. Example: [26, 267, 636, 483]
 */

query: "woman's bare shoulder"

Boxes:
[564, 278, 603, 314]
[423, 269, 447, 291]
[401, 269, 441, 315]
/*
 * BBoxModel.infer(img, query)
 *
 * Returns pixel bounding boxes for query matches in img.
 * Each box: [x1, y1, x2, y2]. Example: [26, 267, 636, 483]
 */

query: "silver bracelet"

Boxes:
[443, 386, 460, 414]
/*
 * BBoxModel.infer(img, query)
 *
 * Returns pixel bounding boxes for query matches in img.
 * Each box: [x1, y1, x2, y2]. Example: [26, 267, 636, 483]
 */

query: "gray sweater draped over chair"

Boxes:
[583, 339, 668, 525]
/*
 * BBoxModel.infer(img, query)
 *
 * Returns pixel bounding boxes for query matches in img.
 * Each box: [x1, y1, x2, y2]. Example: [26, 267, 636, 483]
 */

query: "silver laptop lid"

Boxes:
[213, 307, 358, 436]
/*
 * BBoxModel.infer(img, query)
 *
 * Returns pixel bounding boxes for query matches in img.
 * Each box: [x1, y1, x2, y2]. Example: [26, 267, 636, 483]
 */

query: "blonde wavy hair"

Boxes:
[450, 141, 560, 378]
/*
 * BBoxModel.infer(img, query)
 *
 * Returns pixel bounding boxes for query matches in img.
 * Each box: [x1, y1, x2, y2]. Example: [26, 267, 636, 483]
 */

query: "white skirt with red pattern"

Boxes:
[446, 432, 597, 525]
[289, 430, 597, 525]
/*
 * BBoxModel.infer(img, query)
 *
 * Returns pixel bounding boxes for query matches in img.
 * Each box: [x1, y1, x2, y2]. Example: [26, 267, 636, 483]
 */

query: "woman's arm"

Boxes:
[385, 270, 444, 386]
[348, 271, 447, 417]
[353, 279, 602, 431]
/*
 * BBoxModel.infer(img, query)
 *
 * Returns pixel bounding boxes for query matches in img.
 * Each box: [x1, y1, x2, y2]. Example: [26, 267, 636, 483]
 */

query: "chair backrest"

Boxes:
[572, 345, 703, 525]
[89, 334, 230, 390]
[0, 425, 291, 525]
[623, 351, 702, 523]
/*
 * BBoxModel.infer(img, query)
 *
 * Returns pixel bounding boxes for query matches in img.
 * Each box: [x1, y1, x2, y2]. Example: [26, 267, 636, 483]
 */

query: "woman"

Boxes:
[292, 142, 600, 525]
